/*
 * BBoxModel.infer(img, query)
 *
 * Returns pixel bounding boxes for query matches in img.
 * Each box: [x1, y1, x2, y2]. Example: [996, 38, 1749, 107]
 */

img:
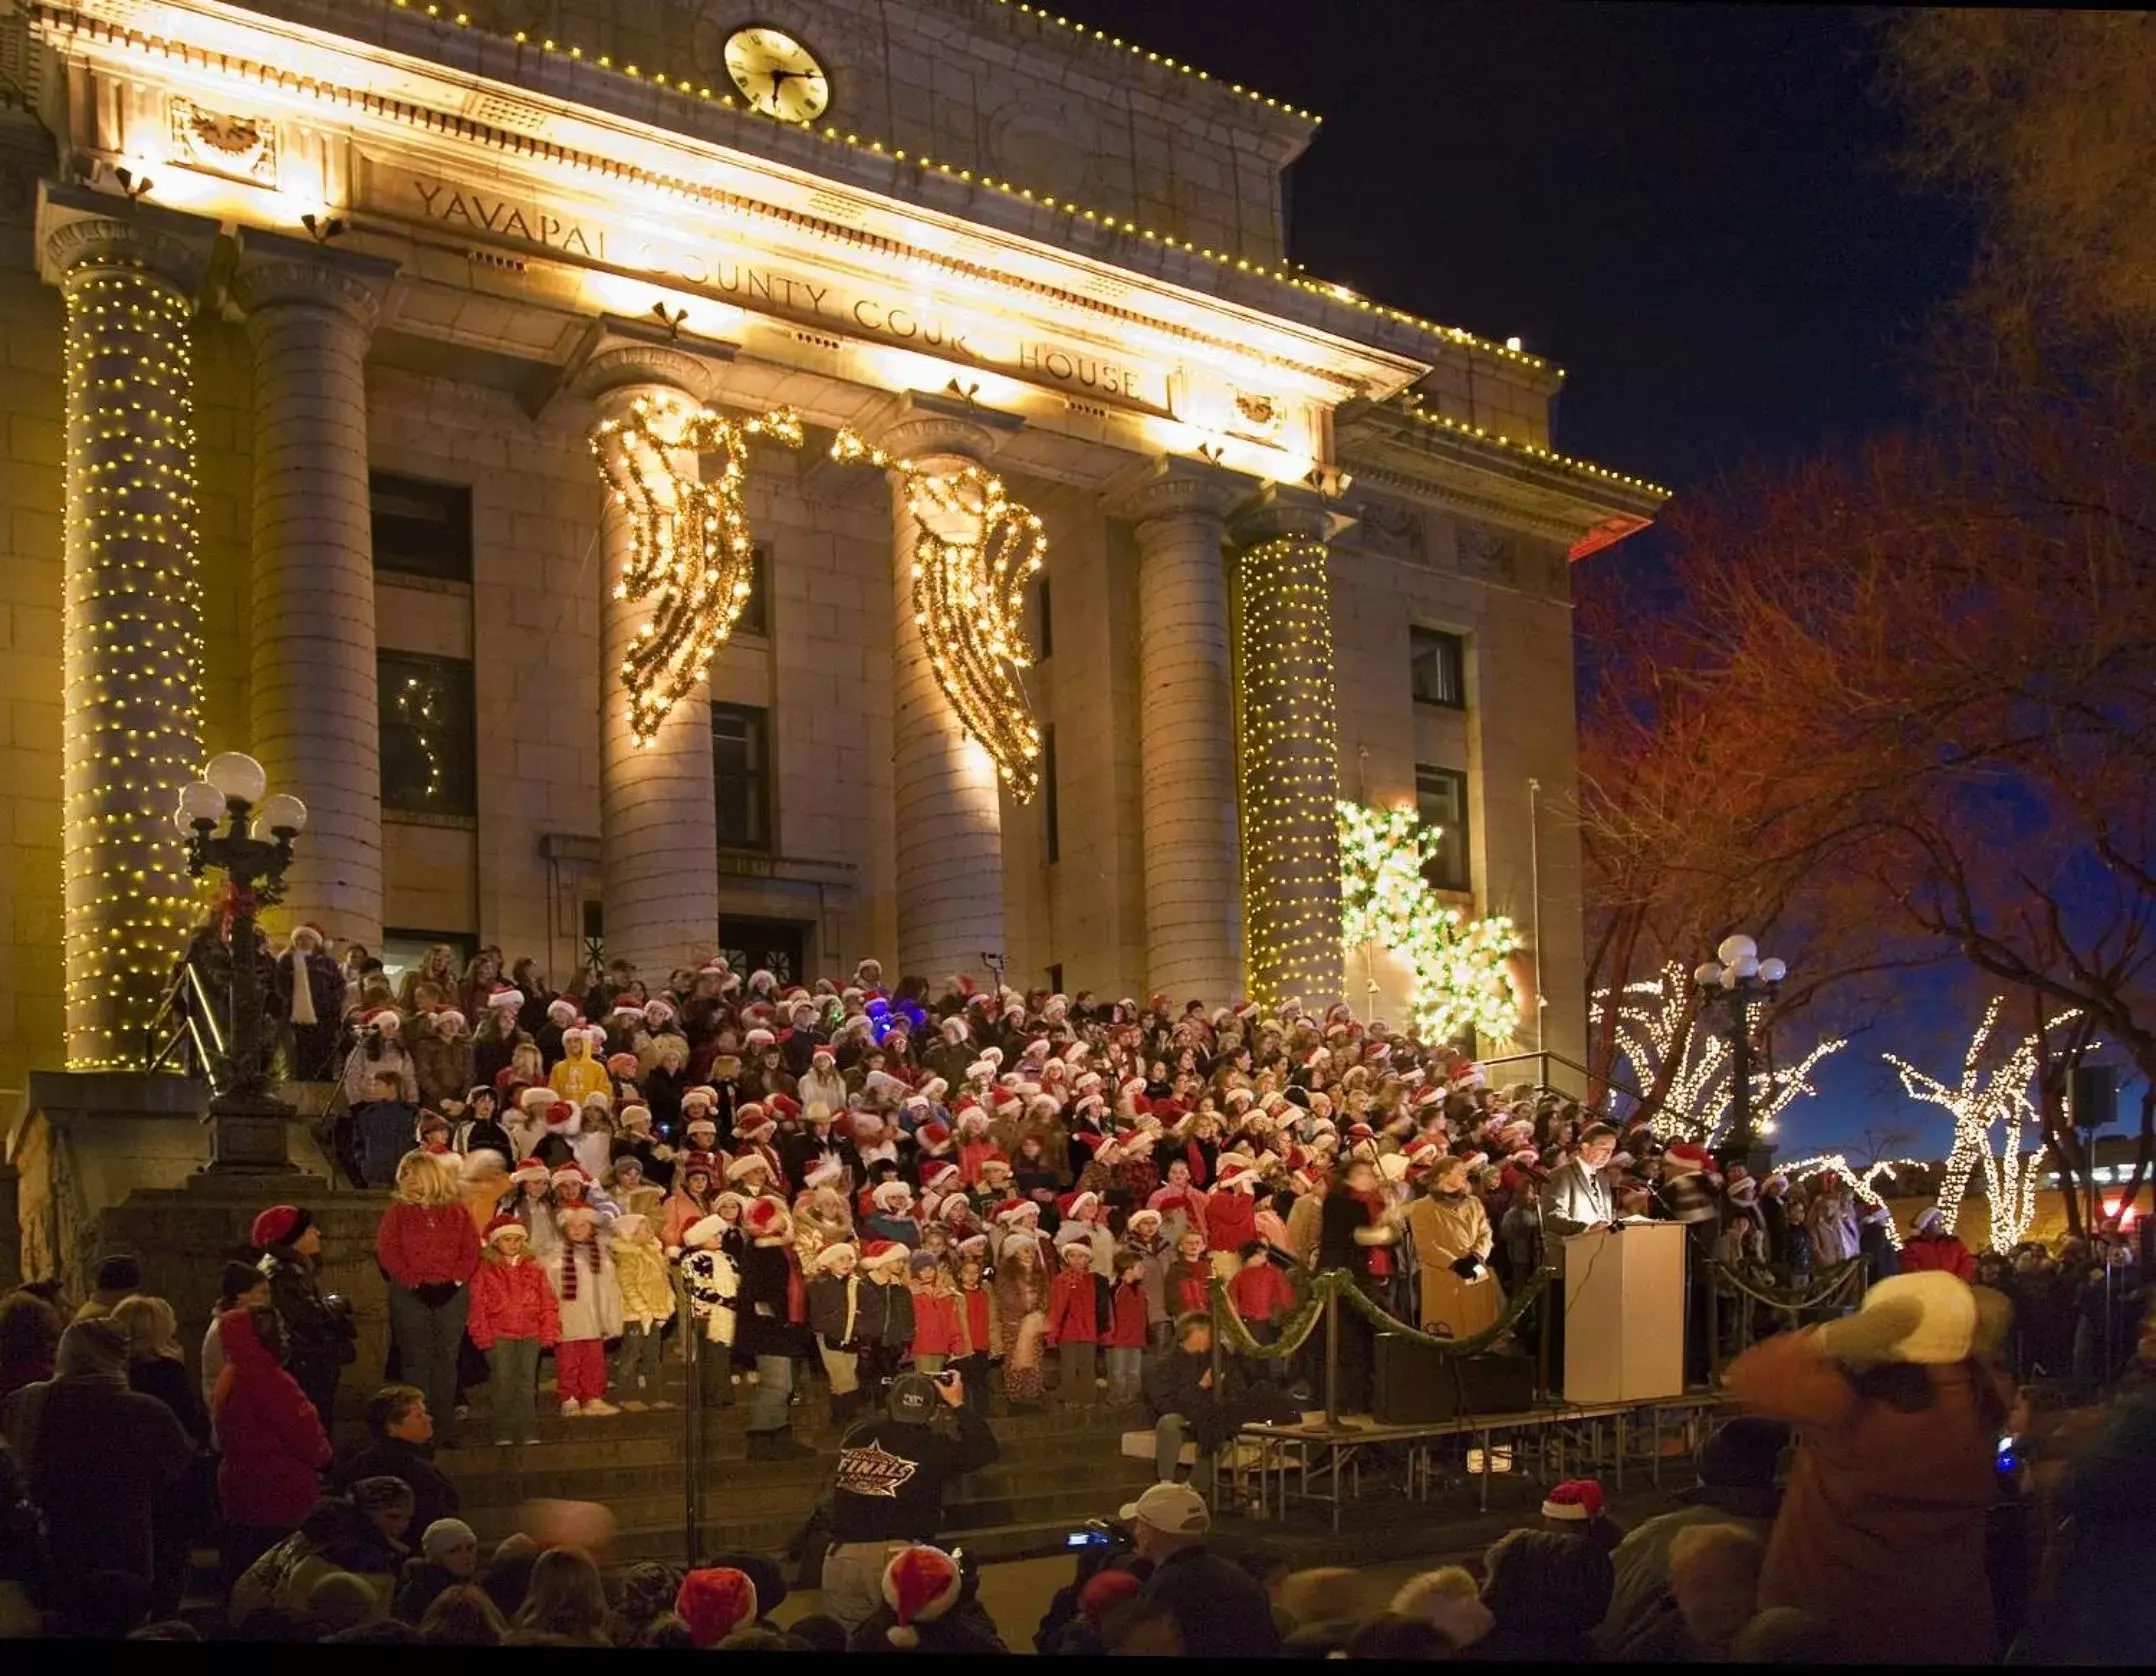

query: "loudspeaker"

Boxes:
[1374, 1334, 1537, 1424]
[2071, 1066, 2119, 1130]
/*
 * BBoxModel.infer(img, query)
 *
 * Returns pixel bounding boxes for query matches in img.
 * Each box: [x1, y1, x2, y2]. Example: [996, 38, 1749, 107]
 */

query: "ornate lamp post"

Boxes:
[1693, 932, 1788, 1169]
[174, 751, 307, 1171]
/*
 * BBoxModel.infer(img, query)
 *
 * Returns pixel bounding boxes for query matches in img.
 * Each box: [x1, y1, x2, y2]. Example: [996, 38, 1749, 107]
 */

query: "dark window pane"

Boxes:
[1043, 724, 1060, 865]
[720, 916, 803, 985]
[1410, 627, 1466, 708]
[370, 472, 472, 583]
[737, 546, 770, 638]
[378, 652, 476, 816]
[1414, 764, 1471, 892]
[712, 702, 771, 851]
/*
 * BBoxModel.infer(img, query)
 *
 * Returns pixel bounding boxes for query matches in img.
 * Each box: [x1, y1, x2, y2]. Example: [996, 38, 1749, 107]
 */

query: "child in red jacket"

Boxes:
[909, 1251, 964, 1372]
[1229, 1241, 1298, 1390]
[466, 1216, 560, 1446]
[1046, 1240, 1106, 1407]
[1162, 1227, 1213, 1322]
[1102, 1250, 1150, 1406]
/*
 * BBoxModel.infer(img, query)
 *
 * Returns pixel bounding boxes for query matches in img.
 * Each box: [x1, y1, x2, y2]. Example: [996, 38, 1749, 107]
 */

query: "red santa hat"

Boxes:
[738, 1117, 779, 1145]
[544, 1101, 580, 1135]
[804, 1157, 846, 1191]
[485, 985, 524, 1011]
[977, 1152, 1012, 1177]
[992, 1199, 1038, 1227]
[814, 1241, 860, 1272]
[743, 1196, 791, 1242]
[810, 1041, 836, 1065]
[1541, 1478, 1607, 1522]
[861, 1238, 912, 1273]
[1126, 1207, 1163, 1233]
[545, 996, 578, 1026]
[681, 1085, 720, 1114]
[915, 1121, 953, 1156]
[1060, 1190, 1102, 1222]
[682, 1212, 727, 1249]
[1216, 1159, 1259, 1193]
[551, 1160, 591, 1190]
[362, 1006, 401, 1035]
[767, 1093, 802, 1122]
[674, 1566, 758, 1651]
[606, 1051, 640, 1080]
[1664, 1142, 1714, 1177]
[483, 1214, 529, 1248]
[725, 1152, 773, 1184]
[919, 1160, 960, 1196]
[743, 1027, 776, 1052]
[872, 1179, 915, 1213]
[510, 1156, 550, 1185]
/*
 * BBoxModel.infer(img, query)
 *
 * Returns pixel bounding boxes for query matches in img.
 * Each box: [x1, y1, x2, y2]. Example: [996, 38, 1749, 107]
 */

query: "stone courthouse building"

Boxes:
[0, 0, 1664, 1200]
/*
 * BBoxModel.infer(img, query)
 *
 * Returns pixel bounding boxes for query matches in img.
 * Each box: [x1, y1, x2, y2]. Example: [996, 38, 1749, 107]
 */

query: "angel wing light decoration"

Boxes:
[590, 394, 803, 746]
[830, 429, 1044, 801]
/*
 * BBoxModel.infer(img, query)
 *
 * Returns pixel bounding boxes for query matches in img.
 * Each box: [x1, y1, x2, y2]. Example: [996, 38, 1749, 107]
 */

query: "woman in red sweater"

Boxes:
[212, 1304, 331, 1579]
[1046, 1241, 1105, 1407]
[1102, 1252, 1151, 1405]
[376, 1150, 482, 1440]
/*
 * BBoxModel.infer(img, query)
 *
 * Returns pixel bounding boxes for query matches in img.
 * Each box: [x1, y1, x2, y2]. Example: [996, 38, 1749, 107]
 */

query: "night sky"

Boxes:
[1056, 1, 1982, 1155]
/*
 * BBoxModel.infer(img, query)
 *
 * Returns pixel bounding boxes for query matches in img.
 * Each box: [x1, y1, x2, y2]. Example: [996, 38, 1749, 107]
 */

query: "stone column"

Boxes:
[1108, 458, 1248, 1005]
[37, 186, 220, 1069]
[231, 230, 398, 948]
[583, 349, 722, 982]
[880, 411, 1007, 987]
[1231, 487, 1348, 1011]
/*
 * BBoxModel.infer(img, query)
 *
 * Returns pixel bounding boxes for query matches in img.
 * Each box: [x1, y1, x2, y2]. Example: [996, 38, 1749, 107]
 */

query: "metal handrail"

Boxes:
[1477, 1047, 1659, 1114]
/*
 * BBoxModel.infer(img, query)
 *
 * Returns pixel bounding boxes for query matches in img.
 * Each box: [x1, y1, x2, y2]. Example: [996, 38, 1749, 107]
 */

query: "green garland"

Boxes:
[1208, 1265, 1556, 1361]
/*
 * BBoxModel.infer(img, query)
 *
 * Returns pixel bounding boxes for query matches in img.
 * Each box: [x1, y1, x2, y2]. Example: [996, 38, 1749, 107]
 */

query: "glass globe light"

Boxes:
[1758, 957, 1787, 984]
[1719, 965, 1741, 990]
[255, 792, 308, 835]
[178, 780, 226, 822]
[1732, 955, 1761, 980]
[203, 751, 268, 805]
[1693, 961, 1723, 988]
[1716, 933, 1758, 967]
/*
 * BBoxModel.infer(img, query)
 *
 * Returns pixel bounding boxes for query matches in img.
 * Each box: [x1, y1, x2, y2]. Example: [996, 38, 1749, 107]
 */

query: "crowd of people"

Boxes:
[2, 935, 2145, 1649]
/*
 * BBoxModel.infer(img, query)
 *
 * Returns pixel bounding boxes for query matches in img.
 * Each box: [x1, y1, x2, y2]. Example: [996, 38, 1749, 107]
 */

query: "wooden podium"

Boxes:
[1559, 1220, 1686, 1404]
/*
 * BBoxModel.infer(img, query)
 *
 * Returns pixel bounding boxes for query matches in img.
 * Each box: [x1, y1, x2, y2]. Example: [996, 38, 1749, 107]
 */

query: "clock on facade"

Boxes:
[723, 25, 831, 124]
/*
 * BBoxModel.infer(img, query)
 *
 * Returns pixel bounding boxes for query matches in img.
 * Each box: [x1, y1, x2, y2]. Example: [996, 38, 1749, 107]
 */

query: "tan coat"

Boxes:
[1405, 1192, 1502, 1339]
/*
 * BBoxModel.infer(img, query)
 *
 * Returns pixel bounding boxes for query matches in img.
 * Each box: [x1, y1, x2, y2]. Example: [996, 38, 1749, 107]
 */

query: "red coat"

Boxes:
[957, 1138, 1002, 1186]
[212, 1307, 330, 1528]
[912, 1292, 965, 1359]
[1046, 1266, 1103, 1345]
[467, 1254, 561, 1349]
[1203, 1188, 1258, 1253]
[1898, 1231, 1976, 1282]
[1164, 1260, 1212, 1319]
[1229, 1260, 1295, 1324]
[1103, 1280, 1150, 1349]
[959, 1287, 994, 1356]
[376, 1201, 482, 1290]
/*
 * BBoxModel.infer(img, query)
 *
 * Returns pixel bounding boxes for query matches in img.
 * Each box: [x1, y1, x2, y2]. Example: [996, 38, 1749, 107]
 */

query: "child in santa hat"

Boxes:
[1054, 1191, 1117, 1279]
[865, 1179, 921, 1249]
[510, 1155, 560, 1258]
[855, 1239, 916, 1398]
[1045, 1240, 1107, 1407]
[1122, 1208, 1172, 1347]
[679, 1210, 740, 1410]
[549, 1204, 622, 1416]
[807, 1241, 866, 1423]
[909, 1249, 965, 1377]
[610, 1211, 674, 1410]
[466, 1217, 558, 1447]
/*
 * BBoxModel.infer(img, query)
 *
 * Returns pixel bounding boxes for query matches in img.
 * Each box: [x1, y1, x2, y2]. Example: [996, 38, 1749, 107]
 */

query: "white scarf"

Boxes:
[288, 948, 317, 1025]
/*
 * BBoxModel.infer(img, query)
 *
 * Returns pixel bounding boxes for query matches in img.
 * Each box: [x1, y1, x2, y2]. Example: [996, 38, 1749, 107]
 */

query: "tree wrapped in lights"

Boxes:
[591, 394, 804, 746]
[1336, 801, 1523, 1043]
[1886, 999, 2072, 1254]
[830, 430, 1043, 800]
[1782, 1152, 1923, 1249]
[1590, 962, 1844, 1149]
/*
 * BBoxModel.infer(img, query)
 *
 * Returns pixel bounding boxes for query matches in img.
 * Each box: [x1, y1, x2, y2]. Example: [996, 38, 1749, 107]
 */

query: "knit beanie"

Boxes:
[421, 1518, 477, 1563]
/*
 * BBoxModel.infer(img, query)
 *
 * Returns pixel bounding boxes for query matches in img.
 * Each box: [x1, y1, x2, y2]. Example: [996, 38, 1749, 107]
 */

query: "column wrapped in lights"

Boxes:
[581, 348, 725, 982]
[45, 201, 215, 1069]
[1232, 499, 1346, 1010]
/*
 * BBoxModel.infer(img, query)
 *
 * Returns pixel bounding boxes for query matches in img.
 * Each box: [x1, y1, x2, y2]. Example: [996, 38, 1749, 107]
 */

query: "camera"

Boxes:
[1065, 1528, 1113, 1550]
[929, 1369, 961, 1388]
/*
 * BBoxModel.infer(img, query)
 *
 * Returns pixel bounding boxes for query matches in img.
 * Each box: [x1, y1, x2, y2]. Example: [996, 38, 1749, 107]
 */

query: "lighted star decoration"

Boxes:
[830, 429, 1043, 800]
[1591, 961, 1844, 1150]
[591, 394, 804, 746]
[1336, 800, 1522, 1043]
[1886, 999, 2080, 1254]
[1782, 1153, 1922, 1249]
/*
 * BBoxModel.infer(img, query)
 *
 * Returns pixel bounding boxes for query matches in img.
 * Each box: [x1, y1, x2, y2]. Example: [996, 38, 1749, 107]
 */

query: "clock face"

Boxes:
[723, 26, 831, 124]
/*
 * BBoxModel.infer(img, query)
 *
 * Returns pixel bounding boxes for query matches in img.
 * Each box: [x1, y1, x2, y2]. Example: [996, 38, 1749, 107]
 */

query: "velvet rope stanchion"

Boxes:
[1706, 1256, 1865, 1313]
[1209, 1265, 1556, 1361]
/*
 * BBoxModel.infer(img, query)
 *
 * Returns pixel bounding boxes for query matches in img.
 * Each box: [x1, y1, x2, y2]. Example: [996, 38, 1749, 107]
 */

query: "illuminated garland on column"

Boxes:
[1336, 801, 1523, 1043]
[59, 261, 206, 1069]
[829, 430, 1043, 801]
[1886, 999, 2070, 1253]
[1234, 535, 1344, 1007]
[1590, 962, 1845, 1147]
[590, 394, 803, 746]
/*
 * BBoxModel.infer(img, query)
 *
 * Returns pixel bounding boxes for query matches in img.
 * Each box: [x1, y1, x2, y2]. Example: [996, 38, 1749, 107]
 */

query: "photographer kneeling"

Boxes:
[821, 1368, 1000, 1632]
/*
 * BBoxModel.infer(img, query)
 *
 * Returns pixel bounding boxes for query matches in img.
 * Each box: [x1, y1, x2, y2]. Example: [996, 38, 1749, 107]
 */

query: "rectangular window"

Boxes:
[1035, 575, 1054, 662]
[370, 472, 473, 583]
[736, 545, 771, 638]
[378, 651, 477, 816]
[711, 702, 771, 852]
[1415, 764, 1472, 893]
[1046, 962, 1064, 995]
[1410, 626, 1467, 709]
[1043, 724, 1060, 864]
